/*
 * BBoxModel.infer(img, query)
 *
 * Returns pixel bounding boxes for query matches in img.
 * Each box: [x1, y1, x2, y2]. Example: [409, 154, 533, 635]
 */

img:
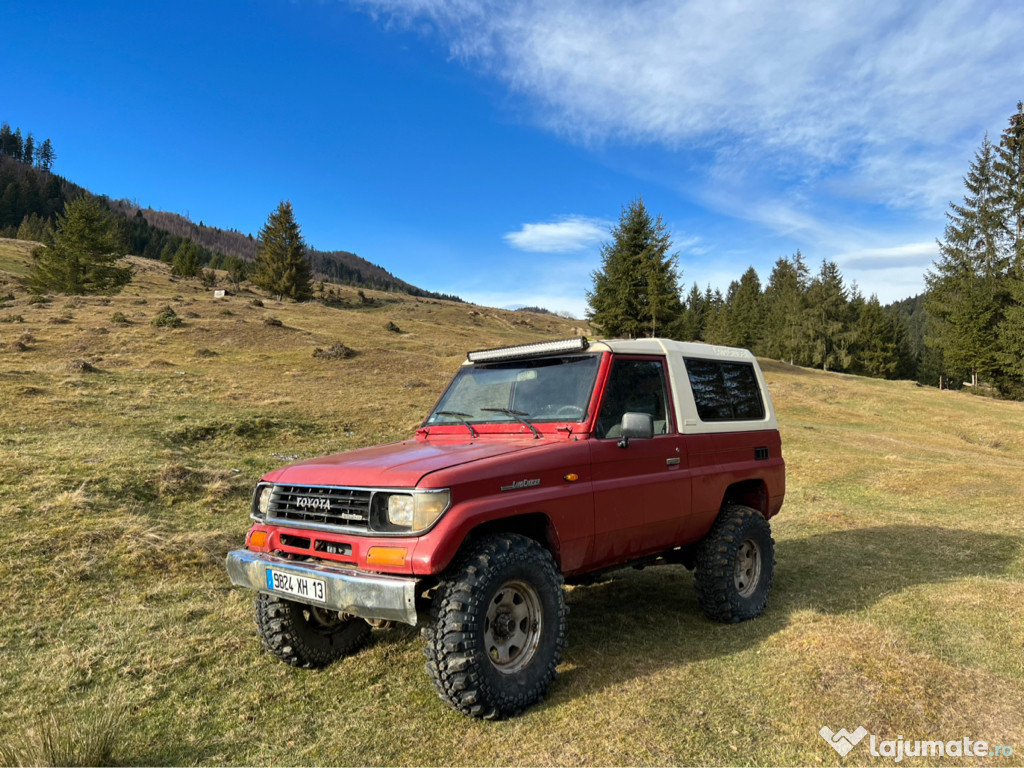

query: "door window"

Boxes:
[594, 359, 671, 438]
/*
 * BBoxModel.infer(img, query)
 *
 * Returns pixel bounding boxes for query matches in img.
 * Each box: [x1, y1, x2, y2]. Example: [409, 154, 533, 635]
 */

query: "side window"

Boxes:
[595, 359, 671, 439]
[684, 358, 765, 422]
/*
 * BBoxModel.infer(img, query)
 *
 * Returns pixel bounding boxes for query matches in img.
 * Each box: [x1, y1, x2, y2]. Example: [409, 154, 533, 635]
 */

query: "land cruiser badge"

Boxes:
[500, 478, 540, 492]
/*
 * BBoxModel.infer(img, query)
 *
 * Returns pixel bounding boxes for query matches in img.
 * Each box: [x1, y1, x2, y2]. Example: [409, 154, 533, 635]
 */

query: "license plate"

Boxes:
[266, 568, 327, 604]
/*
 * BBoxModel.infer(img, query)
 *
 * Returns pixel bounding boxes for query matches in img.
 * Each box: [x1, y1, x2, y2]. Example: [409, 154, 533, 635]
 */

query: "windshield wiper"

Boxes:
[435, 411, 478, 437]
[481, 408, 540, 439]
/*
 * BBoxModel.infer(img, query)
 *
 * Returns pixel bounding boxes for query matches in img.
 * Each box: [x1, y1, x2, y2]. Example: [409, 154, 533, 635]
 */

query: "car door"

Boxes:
[588, 356, 690, 565]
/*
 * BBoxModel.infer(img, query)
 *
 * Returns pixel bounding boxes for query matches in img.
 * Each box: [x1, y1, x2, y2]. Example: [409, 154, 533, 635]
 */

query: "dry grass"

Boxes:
[0, 237, 35, 276]
[0, 702, 127, 767]
[0, 238, 1021, 766]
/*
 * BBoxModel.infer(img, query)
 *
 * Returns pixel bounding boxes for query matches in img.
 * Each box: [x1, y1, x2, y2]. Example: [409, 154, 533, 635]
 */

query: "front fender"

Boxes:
[408, 478, 594, 576]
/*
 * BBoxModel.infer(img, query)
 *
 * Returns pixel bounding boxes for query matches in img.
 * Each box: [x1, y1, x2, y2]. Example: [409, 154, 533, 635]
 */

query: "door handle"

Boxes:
[666, 457, 681, 466]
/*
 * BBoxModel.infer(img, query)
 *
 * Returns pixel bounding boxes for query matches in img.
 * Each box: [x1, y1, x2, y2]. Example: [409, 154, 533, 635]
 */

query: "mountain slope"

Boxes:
[108, 201, 460, 299]
[0, 152, 459, 300]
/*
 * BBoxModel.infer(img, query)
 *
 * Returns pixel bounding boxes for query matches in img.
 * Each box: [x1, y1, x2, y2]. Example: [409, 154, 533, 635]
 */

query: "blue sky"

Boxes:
[4, 0, 1024, 317]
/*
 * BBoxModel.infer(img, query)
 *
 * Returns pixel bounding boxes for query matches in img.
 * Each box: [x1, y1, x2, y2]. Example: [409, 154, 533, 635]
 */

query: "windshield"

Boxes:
[426, 354, 601, 426]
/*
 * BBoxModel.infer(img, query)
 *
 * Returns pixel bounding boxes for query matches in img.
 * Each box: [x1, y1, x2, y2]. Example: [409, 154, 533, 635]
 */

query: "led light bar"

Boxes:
[467, 337, 589, 363]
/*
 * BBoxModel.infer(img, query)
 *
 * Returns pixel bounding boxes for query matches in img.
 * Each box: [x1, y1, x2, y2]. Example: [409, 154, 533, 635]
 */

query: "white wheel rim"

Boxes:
[483, 580, 543, 674]
[734, 539, 762, 598]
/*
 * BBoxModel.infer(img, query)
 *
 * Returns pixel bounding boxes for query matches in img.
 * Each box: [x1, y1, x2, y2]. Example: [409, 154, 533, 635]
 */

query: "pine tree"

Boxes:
[674, 282, 709, 340]
[11, 128, 24, 163]
[171, 239, 200, 278]
[701, 288, 730, 344]
[806, 260, 851, 372]
[253, 201, 313, 301]
[16, 212, 50, 242]
[847, 282, 866, 366]
[0, 123, 12, 157]
[762, 252, 809, 365]
[586, 197, 682, 338]
[723, 266, 764, 350]
[926, 134, 1009, 387]
[227, 258, 248, 290]
[26, 196, 132, 294]
[852, 296, 915, 379]
[992, 102, 1024, 391]
[36, 139, 55, 171]
[23, 133, 34, 167]
[995, 102, 1024, 251]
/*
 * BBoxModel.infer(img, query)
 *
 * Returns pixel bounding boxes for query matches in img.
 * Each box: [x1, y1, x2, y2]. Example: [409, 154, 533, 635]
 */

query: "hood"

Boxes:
[263, 437, 549, 488]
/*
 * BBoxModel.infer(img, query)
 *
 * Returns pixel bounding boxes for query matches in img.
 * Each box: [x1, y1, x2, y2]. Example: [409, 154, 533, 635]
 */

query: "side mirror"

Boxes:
[618, 412, 654, 448]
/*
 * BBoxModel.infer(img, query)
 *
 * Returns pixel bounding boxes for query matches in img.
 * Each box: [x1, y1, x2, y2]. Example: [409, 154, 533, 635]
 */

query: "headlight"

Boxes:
[259, 486, 274, 515]
[373, 489, 451, 533]
[252, 484, 274, 519]
[387, 495, 415, 527]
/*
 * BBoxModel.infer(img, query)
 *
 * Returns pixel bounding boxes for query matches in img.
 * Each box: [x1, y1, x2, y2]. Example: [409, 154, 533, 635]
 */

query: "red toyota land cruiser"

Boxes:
[226, 337, 785, 719]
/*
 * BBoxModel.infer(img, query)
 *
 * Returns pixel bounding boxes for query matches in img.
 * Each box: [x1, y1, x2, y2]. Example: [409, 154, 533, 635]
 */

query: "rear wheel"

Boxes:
[424, 534, 567, 719]
[694, 504, 775, 623]
[254, 593, 370, 668]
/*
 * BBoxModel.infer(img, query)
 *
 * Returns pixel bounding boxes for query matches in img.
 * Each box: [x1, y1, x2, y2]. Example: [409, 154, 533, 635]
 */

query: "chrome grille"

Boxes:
[266, 485, 372, 530]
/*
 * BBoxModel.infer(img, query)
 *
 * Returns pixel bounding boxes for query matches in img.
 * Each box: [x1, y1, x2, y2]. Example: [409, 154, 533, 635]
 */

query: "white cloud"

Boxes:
[836, 242, 939, 271]
[351, 0, 1019, 306]
[833, 242, 937, 302]
[504, 215, 611, 252]
[844, 266, 930, 303]
[353, 0, 1023, 213]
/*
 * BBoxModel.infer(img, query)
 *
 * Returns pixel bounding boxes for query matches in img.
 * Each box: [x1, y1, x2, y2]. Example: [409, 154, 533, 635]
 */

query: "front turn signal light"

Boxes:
[248, 530, 268, 548]
[367, 546, 408, 567]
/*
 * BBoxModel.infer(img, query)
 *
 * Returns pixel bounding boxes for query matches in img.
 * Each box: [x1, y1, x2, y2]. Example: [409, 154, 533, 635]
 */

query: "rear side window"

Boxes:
[683, 358, 765, 422]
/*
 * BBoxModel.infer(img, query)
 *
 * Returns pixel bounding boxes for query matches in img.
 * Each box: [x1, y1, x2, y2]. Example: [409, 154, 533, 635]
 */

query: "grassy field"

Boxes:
[0, 237, 1022, 766]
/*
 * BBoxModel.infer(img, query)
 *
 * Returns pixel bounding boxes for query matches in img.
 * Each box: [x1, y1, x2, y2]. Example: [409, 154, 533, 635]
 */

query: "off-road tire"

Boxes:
[695, 504, 775, 623]
[254, 593, 370, 668]
[424, 534, 567, 719]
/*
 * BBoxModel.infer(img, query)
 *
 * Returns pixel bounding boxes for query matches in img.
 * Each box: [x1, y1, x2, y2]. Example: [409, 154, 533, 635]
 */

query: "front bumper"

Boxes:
[225, 549, 420, 626]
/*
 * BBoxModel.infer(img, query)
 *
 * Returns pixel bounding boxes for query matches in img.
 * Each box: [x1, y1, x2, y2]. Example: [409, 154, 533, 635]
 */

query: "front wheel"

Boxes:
[424, 534, 567, 719]
[694, 504, 775, 623]
[254, 593, 370, 668]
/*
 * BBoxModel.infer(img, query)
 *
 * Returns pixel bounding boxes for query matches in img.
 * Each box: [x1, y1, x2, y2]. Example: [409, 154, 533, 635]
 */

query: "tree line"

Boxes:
[18, 190, 443, 309]
[0, 122, 54, 171]
[21, 195, 311, 299]
[581, 222, 913, 387]
[106, 202, 461, 299]
[0, 155, 67, 231]
[587, 102, 1024, 395]
[587, 203, 916, 381]
[925, 102, 1024, 397]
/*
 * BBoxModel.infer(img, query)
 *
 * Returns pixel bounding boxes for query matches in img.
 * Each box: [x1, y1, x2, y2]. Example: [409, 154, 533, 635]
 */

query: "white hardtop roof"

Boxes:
[457, 336, 776, 434]
[589, 338, 756, 362]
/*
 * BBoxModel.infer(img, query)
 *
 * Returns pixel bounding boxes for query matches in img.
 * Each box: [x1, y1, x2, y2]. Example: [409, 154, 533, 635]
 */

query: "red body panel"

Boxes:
[263, 439, 546, 488]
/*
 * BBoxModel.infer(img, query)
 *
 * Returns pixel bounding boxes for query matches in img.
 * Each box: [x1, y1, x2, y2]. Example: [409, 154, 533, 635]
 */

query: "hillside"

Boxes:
[108, 202, 459, 299]
[0, 152, 460, 301]
[0, 239, 1021, 766]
